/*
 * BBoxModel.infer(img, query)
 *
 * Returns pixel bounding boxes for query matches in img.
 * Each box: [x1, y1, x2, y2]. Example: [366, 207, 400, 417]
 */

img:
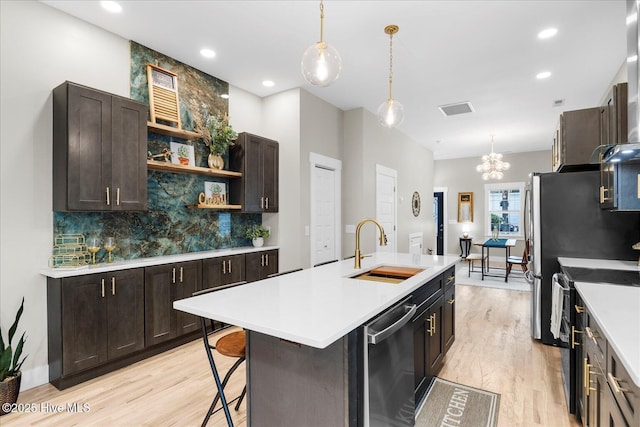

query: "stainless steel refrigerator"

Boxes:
[528, 170, 640, 344]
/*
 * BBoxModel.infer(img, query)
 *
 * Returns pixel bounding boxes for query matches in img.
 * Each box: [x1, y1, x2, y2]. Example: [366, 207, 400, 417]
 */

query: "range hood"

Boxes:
[604, 0, 640, 162]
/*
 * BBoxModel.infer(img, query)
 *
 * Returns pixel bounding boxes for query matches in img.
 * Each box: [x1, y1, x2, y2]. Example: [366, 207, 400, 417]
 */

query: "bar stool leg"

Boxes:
[201, 318, 234, 427]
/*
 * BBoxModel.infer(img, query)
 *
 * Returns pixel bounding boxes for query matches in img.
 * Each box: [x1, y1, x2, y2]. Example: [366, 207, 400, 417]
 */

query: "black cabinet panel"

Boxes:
[245, 250, 278, 282]
[230, 132, 279, 213]
[107, 269, 145, 360]
[53, 81, 147, 211]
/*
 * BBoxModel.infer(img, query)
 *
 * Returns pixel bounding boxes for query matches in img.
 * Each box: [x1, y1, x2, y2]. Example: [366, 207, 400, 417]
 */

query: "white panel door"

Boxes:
[313, 166, 336, 265]
[376, 165, 397, 253]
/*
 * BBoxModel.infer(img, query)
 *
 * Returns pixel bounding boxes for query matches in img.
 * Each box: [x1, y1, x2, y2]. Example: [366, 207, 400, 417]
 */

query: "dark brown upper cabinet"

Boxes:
[53, 81, 148, 211]
[229, 132, 279, 213]
[552, 107, 602, 172]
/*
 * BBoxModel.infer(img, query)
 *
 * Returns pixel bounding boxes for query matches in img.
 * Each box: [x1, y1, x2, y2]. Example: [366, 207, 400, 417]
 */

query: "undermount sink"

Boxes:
[350, 265, 424, 284]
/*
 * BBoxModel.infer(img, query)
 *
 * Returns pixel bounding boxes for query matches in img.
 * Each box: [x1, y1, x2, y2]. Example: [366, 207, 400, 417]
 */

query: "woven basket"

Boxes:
[0, 373, 21, 416]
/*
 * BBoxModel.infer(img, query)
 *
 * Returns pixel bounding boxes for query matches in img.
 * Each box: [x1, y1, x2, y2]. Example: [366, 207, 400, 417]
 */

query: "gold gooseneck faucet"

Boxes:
[354, 218, 388, 269]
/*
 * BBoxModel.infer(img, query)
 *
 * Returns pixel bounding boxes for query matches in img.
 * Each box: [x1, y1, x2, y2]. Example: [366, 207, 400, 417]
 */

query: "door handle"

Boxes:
[367, 304, 417, 344]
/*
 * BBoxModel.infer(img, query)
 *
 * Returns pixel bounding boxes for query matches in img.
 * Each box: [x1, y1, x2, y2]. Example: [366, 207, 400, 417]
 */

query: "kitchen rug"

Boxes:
[455, 263, 531, 292]
[416, 377, 500, 427]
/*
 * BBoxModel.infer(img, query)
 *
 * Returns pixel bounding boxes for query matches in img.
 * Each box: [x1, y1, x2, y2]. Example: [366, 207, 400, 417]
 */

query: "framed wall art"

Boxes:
[458, 192, 473, 223]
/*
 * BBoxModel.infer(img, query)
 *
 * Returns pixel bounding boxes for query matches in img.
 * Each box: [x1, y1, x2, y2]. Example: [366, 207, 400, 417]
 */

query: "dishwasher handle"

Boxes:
[367, 304, 417, 345]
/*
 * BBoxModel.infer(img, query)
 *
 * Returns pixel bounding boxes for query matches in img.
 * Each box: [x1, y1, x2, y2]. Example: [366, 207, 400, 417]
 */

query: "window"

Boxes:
[484, 182, 524, 237]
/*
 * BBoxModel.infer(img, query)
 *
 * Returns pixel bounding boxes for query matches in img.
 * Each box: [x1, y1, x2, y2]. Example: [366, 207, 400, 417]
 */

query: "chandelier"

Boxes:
[301, 0, 342, 87]
[377, 25, 405, 128]
[476, 135, 510, 180]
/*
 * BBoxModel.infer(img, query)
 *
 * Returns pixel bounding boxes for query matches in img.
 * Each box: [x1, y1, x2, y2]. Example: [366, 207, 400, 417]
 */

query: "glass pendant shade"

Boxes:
[476, 136, 510, 180]
[301, 41, 342, 87]
[377, 98, 405, 128]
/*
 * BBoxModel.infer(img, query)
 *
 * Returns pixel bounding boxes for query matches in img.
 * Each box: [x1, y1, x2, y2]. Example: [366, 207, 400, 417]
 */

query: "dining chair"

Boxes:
[506, 240, 530, 276]
[193, 282, 247, 427]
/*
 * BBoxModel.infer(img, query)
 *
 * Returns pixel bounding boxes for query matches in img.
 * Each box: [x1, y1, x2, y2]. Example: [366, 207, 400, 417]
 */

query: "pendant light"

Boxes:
[476, 135, 510, 180]
[377, 25, 405, 128]
[301, 0, 342, 87]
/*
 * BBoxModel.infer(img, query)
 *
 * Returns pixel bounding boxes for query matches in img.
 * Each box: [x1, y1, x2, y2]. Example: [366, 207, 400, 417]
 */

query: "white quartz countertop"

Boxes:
[174, 252, 459, 349]
[558, 257, 640, 271]
[575, 282, 640, 387]
[40, 245, 280, 278]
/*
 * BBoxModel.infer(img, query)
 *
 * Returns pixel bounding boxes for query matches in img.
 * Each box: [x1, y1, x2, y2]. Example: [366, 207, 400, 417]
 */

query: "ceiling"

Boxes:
[41, 0, 628, 160]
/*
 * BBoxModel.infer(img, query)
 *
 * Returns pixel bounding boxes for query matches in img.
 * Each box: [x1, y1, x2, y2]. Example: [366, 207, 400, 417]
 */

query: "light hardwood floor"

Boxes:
[3, 284, 580, 426]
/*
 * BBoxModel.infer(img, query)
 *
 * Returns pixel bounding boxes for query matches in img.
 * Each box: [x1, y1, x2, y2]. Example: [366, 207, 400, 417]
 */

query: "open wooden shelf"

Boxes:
[147, 160, 242, 178]
[147, 121, 202, 140]
[185, 204, 242, 210]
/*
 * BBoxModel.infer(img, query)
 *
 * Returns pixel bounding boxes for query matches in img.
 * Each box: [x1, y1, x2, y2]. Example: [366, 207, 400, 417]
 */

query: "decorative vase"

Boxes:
[252, 237, 264, 248]
[0, 373, 21, 416]
[491, 226, 499, 240]
[208, 153, 224, 170]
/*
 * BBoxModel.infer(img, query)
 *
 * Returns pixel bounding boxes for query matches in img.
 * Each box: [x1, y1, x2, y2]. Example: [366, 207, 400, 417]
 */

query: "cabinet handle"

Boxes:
[223, 260, 226, 274]
[265, 197, 269, 210]
[446, 275, 455, 282]
[261, 254, 264, 267]
[584, 358, 591, 396]
[432, 313, 437, 334]
[180, 267, 183, 283]
[101, 278, 105, 298]
[228, 260, 232, 273]
[111, 277, 116, 295]
[447, 299, 455, 305]
[116, 188, 120, 206]
[585, 326, 598, 344]
[172, 268, 176, 284]
[575, 305, 585, 314]
[426, 316, 434, 337]
[571, 326, 582, 349]
[599, 186, 604, 203]
[265, 254, 269, 266]
[607, 373, 629, 394]
[261, 197, 264, 209]
[106, 187, 110, 206]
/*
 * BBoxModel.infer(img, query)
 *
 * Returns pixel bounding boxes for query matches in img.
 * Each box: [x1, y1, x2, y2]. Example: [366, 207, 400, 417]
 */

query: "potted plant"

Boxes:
[204, 114, 237, 170]
[0, 298, 26, 416]
[246, 225, 270, 248]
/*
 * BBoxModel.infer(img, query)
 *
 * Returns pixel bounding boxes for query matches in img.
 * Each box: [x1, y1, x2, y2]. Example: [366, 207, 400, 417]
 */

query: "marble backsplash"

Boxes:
[54, 170, 261, 262]
[53, 42, 261, 262]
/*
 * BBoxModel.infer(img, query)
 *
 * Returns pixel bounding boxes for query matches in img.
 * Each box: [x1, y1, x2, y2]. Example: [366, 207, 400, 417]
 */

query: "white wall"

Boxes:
[0, 0, 132, 390]
[433, 150, 552, 256]
[343, 108, 434, 257]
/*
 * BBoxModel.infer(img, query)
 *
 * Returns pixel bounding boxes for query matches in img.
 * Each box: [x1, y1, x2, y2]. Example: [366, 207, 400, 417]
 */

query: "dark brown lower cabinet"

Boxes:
[443, 284, 455, 352]
[202, 254, 245, 290]
[145, 260, 202, 347]
[245, 250, 278, 282]
[412, 267, 455, 405]
[48, 268, 144, 386]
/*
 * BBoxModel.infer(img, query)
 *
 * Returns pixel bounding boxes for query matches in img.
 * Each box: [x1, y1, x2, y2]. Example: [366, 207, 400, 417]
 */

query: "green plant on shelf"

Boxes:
[204, 114, 237, 156]
[246, 225, 270, 240]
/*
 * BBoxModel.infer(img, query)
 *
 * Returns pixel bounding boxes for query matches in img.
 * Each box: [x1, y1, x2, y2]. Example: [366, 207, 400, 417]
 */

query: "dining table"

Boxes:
[479, 238, 517, 282]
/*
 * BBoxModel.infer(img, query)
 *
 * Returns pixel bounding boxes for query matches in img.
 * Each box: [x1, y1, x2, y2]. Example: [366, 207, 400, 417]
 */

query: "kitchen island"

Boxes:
[174, 252, 459, 426]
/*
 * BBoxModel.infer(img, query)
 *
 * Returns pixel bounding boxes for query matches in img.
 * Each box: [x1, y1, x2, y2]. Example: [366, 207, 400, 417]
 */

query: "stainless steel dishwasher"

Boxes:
[363, 296, 417, 427]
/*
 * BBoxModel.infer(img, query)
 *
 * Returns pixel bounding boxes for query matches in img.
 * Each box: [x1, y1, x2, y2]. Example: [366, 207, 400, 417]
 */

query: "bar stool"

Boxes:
[194, 284, 247, 427]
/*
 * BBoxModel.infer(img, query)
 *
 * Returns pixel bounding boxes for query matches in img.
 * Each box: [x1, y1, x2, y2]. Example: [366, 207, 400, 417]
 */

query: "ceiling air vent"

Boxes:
[552, 99, 565, 107]
[438, 101, 475, 117]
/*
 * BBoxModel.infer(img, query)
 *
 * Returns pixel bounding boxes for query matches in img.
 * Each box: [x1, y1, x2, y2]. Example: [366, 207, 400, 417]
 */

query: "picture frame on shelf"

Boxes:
[204, 181, 226, 205]
[170, 142, 195, 167]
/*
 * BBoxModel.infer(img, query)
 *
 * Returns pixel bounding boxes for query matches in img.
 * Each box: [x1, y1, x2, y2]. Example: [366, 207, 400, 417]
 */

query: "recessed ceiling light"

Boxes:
[220, 94, 229, 99]
[537, 28, 558, 39]
[200, 48, 216, 58]
[536, 71, 552, 80]
[262, 80, 275, 87]
[100, 1, 122, 13]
